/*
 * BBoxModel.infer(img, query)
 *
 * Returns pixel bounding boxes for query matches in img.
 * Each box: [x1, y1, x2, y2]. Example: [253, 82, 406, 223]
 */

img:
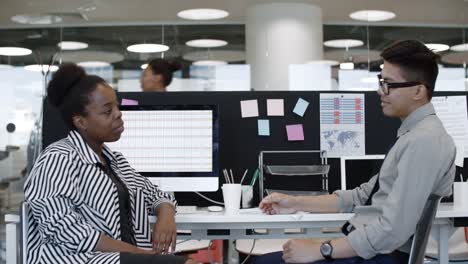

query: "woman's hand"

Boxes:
[153, 203, 177, 254]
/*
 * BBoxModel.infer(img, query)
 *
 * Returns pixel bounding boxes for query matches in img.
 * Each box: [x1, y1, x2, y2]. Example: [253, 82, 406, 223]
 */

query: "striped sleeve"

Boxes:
[25, 152, 101, 253]
[114, 152, 177, 213]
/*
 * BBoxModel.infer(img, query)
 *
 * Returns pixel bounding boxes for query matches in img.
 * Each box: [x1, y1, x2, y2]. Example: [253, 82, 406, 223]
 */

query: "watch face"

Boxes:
[320, 242, 333, 256]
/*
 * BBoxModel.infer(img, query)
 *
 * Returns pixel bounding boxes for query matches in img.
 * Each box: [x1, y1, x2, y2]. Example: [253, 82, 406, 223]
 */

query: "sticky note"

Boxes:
[293, 98, 309, 117]
[267, 99, 284, 116]
[258, 119, 270, 136]
[286, 124, 304, 141]
[121, 98, 139, 106]
[240, 99, 259, 118]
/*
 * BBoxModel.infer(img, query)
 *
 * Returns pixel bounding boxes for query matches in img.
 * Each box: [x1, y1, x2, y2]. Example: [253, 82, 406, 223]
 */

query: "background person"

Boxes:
[140, 58, 181, 92]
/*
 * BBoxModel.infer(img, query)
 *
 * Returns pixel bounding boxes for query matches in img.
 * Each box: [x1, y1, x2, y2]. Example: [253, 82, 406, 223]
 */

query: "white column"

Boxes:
[246, 1, 323, 91]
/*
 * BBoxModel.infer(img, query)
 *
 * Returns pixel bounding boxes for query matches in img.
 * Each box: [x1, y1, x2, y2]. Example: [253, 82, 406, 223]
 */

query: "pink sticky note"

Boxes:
[121, 98, 139, 106]
[286, 124, 304, 141]
[267, 99, 284, 116]
[240, 99, 259, 118]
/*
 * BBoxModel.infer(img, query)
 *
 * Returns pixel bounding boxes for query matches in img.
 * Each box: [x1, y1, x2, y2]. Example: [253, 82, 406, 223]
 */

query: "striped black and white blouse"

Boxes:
[24, 130, 177, 264]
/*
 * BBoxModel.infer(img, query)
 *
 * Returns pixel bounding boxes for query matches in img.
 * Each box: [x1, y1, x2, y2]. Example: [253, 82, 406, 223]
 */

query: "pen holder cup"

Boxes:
[241, 185, 253, 208]
[222, 184, 242, 215]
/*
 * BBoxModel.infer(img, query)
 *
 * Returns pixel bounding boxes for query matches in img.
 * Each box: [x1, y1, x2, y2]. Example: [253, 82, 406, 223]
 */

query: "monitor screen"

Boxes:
[340, 155, 385, 190]
[106, 104, 219, 192]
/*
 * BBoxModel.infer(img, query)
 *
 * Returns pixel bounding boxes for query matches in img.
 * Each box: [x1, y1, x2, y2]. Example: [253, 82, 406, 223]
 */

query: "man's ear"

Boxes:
[72, 115, 87, 131]
[414, 85, 428, 101]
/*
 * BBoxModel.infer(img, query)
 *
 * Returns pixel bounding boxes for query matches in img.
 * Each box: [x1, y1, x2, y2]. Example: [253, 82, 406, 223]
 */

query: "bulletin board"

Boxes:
[43, 91, 468, 206]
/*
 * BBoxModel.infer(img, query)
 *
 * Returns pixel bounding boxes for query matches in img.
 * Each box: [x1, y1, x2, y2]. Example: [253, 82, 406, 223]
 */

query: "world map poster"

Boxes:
[320, 93, 365, 157]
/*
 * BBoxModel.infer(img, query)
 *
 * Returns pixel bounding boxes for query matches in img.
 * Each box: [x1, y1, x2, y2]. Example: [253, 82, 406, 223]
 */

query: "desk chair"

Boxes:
[408, 194, 441, 264]
[4, 202, 27, 264]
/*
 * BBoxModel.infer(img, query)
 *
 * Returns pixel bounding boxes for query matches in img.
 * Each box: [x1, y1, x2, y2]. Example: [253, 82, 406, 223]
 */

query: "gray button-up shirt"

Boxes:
[334, 102, 456, 259]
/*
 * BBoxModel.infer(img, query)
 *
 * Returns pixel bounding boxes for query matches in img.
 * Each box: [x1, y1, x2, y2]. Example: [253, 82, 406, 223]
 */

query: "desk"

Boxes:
[169, 209, 352, 240]
[168, 205, 468, 264]
[5, 205, 468, 264]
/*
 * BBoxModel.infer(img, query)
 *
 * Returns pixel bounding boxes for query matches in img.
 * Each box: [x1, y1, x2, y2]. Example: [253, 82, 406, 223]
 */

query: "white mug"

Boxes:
[453, 182, 468, 209]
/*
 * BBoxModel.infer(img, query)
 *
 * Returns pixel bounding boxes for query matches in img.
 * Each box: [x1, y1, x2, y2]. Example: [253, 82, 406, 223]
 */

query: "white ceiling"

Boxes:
[0, 0, 467, 28]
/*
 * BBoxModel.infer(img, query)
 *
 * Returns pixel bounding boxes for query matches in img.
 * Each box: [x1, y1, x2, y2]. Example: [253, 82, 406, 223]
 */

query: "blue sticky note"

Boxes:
[258, 119, 270, 136]
[293, 98, 309, 117]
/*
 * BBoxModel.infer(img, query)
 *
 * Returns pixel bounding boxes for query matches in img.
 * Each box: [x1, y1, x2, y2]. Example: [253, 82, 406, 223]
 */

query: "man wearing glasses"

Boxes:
[255, 40, 456, 264]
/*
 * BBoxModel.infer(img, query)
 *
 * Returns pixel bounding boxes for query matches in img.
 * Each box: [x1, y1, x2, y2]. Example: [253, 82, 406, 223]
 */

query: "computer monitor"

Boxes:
[340, 155, 385, 190]
[106, 104, 219, 192]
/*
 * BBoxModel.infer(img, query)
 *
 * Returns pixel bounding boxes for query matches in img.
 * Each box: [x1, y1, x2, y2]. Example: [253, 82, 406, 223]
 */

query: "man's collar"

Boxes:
[67, 130, 116, 165]
[397, 103, 435, 138]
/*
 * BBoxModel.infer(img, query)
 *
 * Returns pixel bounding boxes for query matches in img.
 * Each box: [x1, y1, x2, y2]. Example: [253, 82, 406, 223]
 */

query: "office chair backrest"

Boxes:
[408, 194, 441, 264]
[20, 202, 29, 264]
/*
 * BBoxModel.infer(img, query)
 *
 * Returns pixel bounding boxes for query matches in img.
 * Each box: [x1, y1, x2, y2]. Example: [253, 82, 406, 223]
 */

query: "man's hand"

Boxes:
[282, 239, 322, 263]
[259, 192, 298, 214]
[153, 203, 177, 254]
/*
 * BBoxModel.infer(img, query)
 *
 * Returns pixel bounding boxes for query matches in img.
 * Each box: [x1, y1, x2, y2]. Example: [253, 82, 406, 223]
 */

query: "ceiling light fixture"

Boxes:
[186, 39, 228, 48]
[11, 14, 62, 25]
[324, 39, 364, 48]
[0, 47, 32, 56]
[193, 60, 228, 66]
[78, 61, 111, 68]
[24, 64, 59, 72]
[141, 63, 148, 70]
[425, 43, 449, 52]
[127, 43, 169, 53]
[177, 8, 229, 20]
[349, 10, 396, 22]
[339, 62, 354, 70]
[58, 41, 88, 50]
[451, 43, 468, 52]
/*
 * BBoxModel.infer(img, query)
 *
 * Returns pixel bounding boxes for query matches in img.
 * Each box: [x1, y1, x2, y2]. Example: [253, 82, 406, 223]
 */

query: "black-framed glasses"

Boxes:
[377, 74, 423, 95]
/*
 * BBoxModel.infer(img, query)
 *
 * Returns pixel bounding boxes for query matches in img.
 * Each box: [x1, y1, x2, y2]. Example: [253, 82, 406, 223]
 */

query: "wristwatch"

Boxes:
[320, 240, 333, 260]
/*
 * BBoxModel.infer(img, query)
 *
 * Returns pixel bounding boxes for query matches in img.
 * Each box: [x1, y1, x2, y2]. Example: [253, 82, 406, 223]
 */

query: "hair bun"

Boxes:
[168, 61, 182, 72]
[47, 63, 86, 107]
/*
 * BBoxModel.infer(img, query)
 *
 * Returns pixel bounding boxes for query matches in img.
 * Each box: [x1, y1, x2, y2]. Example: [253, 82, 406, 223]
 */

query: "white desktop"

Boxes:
[107, 104, 219, 192]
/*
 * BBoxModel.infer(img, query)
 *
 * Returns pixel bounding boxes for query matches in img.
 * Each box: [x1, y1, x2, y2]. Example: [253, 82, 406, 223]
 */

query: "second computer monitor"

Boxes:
[107, 104, 219, 192]
[340, 155, 385, 190]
